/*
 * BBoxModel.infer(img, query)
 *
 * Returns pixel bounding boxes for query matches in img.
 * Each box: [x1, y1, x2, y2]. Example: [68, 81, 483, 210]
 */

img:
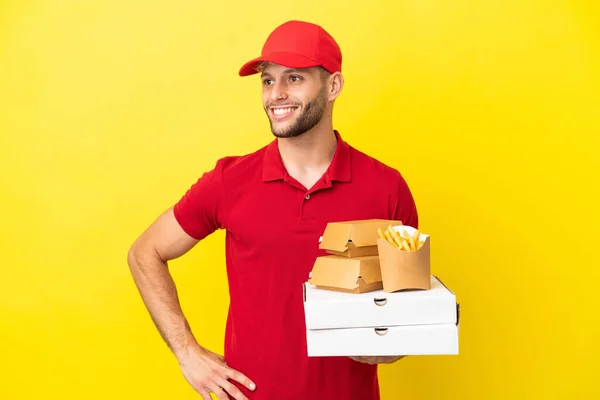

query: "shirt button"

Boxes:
[305, 194, 311, 200]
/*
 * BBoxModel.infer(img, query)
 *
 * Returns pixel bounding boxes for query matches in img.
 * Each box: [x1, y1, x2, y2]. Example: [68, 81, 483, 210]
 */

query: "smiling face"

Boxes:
[260, 63, 330, 138]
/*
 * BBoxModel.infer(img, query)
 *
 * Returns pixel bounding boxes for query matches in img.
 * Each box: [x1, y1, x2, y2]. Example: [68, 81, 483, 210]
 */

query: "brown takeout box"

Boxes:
[377, 225, 431, 293]
[319, 219, 404, 257]
[308, 255, 383, 294]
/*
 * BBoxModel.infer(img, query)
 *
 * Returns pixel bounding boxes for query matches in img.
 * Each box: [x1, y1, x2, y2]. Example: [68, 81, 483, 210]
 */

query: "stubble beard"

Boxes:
[265, 86, 327, 139]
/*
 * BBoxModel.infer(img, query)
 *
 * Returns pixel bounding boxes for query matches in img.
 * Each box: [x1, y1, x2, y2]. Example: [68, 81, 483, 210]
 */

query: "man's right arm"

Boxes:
[127, 206, 256, 400]
[127, 206, 199, 358]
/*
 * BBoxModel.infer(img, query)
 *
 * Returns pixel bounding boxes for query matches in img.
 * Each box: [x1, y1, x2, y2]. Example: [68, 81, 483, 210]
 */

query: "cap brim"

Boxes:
[238, 52, 320, 76]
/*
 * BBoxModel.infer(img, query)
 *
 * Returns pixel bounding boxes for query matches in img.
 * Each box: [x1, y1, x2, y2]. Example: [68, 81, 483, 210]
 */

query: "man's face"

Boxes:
[260, 64, 328, 138]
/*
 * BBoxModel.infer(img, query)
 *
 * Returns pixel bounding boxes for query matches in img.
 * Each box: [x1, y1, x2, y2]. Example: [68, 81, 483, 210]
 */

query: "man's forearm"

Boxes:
[127, 248, 197, 359]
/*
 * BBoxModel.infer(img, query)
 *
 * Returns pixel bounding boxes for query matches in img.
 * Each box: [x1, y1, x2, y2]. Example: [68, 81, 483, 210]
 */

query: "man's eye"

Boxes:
[290, 76, 302, 82]
[263, 79, 273, 85]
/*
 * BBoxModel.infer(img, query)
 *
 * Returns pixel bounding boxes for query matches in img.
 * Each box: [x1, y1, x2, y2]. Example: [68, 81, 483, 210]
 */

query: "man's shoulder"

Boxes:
[211, 144, 269, 176]
[348, 144, 403, 180]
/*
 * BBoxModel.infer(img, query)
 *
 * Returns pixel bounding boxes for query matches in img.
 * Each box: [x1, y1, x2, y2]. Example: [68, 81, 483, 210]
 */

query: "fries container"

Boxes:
[377, 226, 431, 292]
[319, 219, 405, 257]
[308, 255, 383, 294]
[303, 275, 460, 356]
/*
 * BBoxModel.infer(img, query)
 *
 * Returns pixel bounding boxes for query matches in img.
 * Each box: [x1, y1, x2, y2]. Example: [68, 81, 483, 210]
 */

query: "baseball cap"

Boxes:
[238, 20, 342, 77]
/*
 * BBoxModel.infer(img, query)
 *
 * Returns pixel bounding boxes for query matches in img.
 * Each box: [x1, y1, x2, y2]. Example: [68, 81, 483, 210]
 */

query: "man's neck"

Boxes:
[277, 124, 338, 189]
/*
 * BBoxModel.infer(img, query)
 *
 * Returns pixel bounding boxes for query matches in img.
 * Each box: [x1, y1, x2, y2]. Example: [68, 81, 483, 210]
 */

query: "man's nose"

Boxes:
[270, 81, 288, 102]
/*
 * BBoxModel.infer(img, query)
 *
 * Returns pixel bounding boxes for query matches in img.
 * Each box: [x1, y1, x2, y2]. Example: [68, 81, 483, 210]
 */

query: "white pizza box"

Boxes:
[303, 275, 458, 330]
[306, 322, 459, 356]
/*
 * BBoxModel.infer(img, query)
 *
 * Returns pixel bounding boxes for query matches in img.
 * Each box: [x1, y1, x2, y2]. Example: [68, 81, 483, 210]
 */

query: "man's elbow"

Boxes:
[127, 238, 151, 270]
[128, 236, 165, 271]
[127, 241, 141, 271]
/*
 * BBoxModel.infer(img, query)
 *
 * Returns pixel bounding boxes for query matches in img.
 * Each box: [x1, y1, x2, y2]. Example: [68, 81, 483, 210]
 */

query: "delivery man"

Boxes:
[127, 20, 418, 400]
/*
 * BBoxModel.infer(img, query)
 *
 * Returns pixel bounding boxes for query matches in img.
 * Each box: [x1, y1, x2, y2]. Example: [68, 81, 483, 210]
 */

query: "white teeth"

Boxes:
[273, 107, 296, 115]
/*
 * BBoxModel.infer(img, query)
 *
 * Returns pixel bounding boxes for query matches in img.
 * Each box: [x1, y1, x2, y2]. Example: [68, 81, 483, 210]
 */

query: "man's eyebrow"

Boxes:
[283, 68, 307, 74]
[261, 68, 309, 78]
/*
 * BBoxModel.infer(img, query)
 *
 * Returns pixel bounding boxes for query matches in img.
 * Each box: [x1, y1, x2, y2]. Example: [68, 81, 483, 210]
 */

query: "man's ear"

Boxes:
[327, 72, 344, 101]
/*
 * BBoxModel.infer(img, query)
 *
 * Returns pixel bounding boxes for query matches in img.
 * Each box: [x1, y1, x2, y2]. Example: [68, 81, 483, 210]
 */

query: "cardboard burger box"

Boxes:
[310, 219, 403, 294]
[303, 275, 460, 356]
[318, 219, 404, 258]
[308, 255, 383, 294]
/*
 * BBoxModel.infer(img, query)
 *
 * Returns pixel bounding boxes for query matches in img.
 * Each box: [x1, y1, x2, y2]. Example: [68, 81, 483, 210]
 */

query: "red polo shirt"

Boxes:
[173, 131, 418, 399]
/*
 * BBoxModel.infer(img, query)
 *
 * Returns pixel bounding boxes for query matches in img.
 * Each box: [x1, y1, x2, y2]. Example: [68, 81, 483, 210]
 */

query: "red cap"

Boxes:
[238, 20, 342, 77]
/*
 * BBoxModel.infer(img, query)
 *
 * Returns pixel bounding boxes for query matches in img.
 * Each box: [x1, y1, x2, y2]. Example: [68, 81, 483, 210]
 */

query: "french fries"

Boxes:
[378, 225, 424, 251]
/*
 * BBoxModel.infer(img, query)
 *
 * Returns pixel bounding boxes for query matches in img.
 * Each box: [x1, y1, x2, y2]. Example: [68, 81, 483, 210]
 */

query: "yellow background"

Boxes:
[1, 0, 599, 399]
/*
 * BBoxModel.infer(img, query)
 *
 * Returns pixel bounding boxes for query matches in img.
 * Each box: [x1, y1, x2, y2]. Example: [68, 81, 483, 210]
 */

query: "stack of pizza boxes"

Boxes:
[304, 219, 460, 357]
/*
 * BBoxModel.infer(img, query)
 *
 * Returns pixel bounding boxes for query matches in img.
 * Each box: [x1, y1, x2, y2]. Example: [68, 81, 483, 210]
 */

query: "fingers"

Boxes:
[361, 357, 378, 365]
[198, 385, 231, 400]
[210, 386, 233, 400]
[225, 368, 256, 392]
[198, 391, 213, 400]
[217, 379, 249, 400]
[350, 355, 405, 364]
[349, 356, 381, 364]
[180, 347, 255, 400]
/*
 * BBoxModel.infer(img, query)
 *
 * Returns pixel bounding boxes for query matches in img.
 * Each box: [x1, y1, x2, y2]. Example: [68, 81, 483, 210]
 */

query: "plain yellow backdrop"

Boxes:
[1, 0, 599, 399]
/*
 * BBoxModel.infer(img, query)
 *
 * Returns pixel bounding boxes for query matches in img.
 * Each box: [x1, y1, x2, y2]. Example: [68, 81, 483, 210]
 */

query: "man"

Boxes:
[127, 20, 418, 400]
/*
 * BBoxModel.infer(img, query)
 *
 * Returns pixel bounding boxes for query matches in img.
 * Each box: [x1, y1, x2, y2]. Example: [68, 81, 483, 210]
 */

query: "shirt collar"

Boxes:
[262, 130, 351, 183]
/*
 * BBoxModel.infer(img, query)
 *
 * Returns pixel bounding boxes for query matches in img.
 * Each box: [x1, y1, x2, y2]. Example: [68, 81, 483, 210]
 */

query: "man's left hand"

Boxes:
[349, 356, 405, 365]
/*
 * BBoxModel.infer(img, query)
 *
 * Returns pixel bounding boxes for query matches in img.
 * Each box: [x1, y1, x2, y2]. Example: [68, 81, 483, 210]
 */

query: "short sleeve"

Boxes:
[391, 172, 419, 229]
[173, 160, 226, 240]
